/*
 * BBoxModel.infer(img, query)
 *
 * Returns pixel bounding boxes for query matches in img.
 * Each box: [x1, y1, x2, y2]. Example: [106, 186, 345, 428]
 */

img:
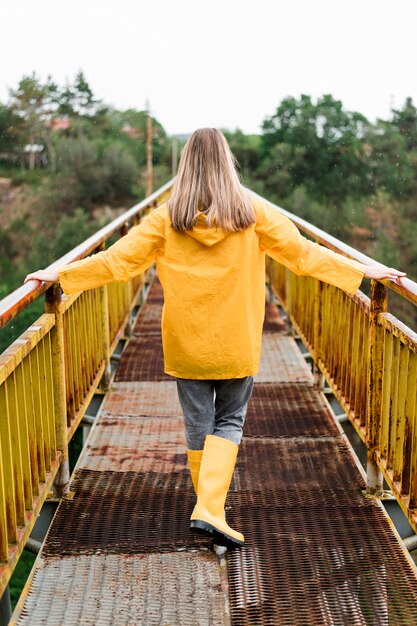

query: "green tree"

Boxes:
[222, 129, 262, 182]
[0, 104, 22, 154]
[8, 72, 59, 170]
[364, 121, 415, 198]
[260, 94, 370, 203]
[391, 97, 417, 151]
[54, 70, 107, 138]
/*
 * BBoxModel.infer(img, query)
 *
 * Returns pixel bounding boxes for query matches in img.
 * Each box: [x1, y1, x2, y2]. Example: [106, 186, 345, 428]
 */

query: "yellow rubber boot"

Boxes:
[186, 449, 203, 495]
[190, 434, 244, 548]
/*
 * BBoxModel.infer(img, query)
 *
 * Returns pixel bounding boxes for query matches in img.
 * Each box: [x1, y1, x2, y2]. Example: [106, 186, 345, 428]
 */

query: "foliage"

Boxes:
[0, 103, 22, 152]
[0, 207, 107, 354]
[2, 77, 417, 349]
[259, 94, 371, 203]
[55, 207, 108, 258]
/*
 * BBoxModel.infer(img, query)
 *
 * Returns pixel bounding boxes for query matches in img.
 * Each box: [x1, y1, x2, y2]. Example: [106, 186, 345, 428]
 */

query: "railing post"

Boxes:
[45, 284, 70, 497]
[313, 279, 324, 389]
[97, 242, 111, 391]
[366, 279, 387, 495]
[285, 269, 293, 333]
[120, 222, 133, 337]
[265, 258, 273, 304]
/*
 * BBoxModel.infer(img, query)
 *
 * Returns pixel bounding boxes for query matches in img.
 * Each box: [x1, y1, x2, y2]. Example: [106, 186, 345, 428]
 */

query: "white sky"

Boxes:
[2, 0, 416, 136]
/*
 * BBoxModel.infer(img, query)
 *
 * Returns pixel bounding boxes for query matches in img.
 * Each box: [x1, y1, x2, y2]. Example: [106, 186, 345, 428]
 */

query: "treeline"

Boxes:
[0, 75, 416, 352]
[223, 94, 417, 325]
[0, 71, 174, 351]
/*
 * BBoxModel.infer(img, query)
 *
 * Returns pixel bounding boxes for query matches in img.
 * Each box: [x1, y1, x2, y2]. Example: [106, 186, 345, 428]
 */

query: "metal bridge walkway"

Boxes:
[11, 278, 417, 625]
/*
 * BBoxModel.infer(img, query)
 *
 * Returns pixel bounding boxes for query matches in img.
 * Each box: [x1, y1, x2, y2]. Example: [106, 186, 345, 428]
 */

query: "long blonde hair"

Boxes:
[167, 128, 255, 232]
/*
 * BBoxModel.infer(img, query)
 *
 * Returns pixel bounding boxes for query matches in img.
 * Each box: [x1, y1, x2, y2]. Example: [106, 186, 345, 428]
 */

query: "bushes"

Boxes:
[101, 142, 138, 200]
[53, 137, 137, 207]
[0, 207, 108, 353]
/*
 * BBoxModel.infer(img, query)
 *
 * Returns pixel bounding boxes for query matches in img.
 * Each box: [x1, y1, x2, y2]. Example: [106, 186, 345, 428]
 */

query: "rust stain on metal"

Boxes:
[255, 335, 314, 384]
[78, 415, 189, 473]
[42, 470, 210, 556]
[133, 303, 163, 335]
[227, 501, 417, 625]
[114, 336, 171, 382]
[104, 382, 182, 417]
[245, 383, 340, 438]
[263, 301, 288, 334]
[146, 279, 164, 304]
[231, 438, 366, 495]
[15, 553, 227, 626]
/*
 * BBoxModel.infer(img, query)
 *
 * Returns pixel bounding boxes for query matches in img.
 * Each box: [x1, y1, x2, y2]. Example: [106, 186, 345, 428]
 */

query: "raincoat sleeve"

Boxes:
[256, 201, 366, 295]
[57, 207, 166, 295]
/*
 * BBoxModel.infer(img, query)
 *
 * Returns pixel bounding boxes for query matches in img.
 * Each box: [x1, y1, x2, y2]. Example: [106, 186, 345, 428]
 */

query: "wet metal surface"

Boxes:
[254, 334, 314, 384]
[227, 502, 417, 625]
[228, 502, 417, 626]
[114, 335, 172, 382]
[42, 470, 210, 555]
[78, 414, 189, 473]
[16, 553, 226, 626]
[133, 303, 162, 335]
[103, 382, 182, 418]
[227, 437, 417, 624]
[231, 438, 366, 495]
[145, 279, 164, 304]
[262, 301, 288, 333]
[245, 383, 340, 438]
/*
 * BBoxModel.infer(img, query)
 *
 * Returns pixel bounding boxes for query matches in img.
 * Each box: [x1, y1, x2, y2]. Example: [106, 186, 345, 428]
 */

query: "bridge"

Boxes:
[1, 179, 417, 624]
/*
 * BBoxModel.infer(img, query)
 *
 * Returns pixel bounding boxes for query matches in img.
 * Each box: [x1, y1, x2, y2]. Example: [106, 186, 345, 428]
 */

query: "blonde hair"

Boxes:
[167, 128, 255, 232]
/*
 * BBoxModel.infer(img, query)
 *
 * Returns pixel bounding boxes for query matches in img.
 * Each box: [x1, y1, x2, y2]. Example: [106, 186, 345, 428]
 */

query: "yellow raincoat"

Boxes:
[57, 197, 366, 379]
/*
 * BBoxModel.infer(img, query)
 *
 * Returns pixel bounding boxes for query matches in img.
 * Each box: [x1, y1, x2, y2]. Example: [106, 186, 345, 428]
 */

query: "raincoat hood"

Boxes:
[185, 212, 231, 247]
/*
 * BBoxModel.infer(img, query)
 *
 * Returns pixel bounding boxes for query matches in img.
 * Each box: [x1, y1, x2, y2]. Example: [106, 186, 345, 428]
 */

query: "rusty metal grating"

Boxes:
[114, 335, 172, 382]
[245, 383, 340, 438]
[15, 276, 417, 624]
[263, 301, 288, 333]
[226, 502, 417, 625]
[78, 415, 189, 473]
[43, 470, 210, 556]
[146, 279, 164, 304]
[133, 303, 162, 335]
[103, 382, 182, 417]
[15, 553, 227, 626]
[255, 335, 314, 384]
[231, 438, 366, 494]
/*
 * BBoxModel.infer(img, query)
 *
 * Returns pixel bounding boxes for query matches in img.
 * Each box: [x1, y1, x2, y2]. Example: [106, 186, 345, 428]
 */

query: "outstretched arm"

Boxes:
[24, 207, 166, 295]
[255, 200, 405, 294]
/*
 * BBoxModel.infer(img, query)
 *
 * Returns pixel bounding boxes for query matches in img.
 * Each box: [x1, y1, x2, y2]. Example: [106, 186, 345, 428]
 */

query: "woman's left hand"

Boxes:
[24, 269, 59, 285]
[363, 265, 406, 284]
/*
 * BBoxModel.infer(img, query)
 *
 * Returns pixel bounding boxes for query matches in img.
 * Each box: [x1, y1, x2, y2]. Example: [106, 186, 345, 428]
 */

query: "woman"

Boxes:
[24, 128, 406, 549]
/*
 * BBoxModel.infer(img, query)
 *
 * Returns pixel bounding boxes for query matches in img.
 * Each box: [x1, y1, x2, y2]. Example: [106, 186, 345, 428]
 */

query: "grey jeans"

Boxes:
[175, 376, 254, 450]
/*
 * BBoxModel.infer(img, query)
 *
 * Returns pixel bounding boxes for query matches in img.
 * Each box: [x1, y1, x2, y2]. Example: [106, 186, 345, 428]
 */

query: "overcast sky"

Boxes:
[2, 0, 416, 136]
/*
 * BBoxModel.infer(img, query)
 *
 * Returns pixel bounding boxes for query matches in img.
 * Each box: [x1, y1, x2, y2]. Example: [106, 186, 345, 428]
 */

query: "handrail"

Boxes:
[248, 188, 417, 306]
[2, 179, 416, 330]
[265, 198, 417, 536]
[0, 178, 176, 329]
[0, 179, 174, 599]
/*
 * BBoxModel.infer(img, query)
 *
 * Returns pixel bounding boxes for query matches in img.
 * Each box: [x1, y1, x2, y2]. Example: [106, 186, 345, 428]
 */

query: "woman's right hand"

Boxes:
[363, 265, 406, 284]
[24, 269, 59, 285]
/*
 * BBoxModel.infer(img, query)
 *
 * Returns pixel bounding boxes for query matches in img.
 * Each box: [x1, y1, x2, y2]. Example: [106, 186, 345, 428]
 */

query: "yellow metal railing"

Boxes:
[0, 180, 417, 599]
[262, 192, 417, 537]
[0, 179, 173, 597]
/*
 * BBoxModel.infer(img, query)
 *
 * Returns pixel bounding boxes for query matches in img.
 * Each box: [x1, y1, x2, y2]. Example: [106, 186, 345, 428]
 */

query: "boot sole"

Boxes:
[190, 519, 245, 549]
